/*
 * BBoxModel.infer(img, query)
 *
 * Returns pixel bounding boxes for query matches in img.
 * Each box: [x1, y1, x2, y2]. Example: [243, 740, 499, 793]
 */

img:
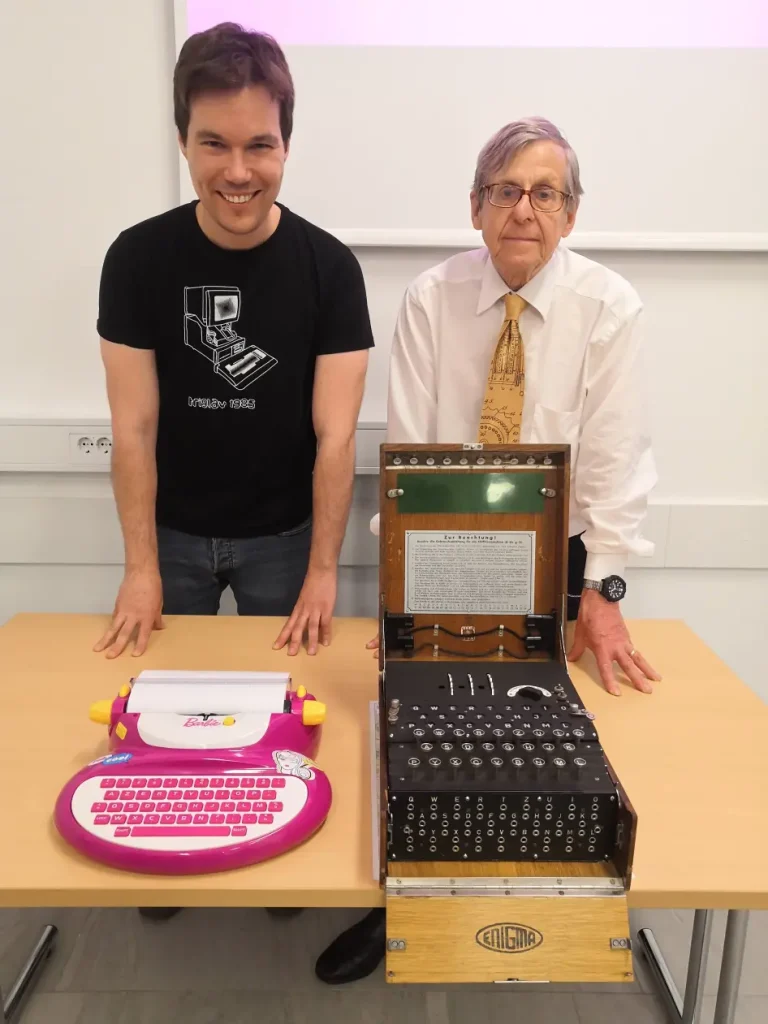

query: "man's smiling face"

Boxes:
[180, 85, 287, 249]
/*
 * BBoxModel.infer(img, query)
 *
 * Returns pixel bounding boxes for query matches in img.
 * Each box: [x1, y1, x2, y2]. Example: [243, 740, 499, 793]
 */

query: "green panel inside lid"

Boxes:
[397, 471, 546, 515]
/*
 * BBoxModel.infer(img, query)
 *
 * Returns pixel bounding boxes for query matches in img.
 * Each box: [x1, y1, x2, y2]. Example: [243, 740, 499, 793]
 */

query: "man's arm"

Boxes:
[567, 307, 661, 694]
[273, 348, 369, 656]
[387, 285, 437, 443]
[93, 340, 163, 658]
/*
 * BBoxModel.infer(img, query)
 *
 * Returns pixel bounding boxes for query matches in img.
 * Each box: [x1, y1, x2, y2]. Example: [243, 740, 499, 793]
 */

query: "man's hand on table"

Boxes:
[568, 589, 661, 696]
[366, 632, 379, 658]
[273, 567, 337, 657]
[93, 569, 164, 659]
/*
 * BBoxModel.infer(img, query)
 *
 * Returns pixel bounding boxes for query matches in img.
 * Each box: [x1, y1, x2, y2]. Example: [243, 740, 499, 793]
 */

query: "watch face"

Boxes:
[603, 575, 626, 602]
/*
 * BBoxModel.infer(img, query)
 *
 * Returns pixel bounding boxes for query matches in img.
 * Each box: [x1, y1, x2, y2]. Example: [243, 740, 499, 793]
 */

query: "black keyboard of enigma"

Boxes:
[387, 791, 618, 861]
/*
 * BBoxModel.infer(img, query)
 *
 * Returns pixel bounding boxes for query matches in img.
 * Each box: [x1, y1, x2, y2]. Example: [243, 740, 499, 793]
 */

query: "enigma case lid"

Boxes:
[379, 443, 571, 664]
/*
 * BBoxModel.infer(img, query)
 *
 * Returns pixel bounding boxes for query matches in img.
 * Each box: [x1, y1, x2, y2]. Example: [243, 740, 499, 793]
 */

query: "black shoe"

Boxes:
[315, 908, 386, 984]
[138, 907, 181, 922]
[266, 907, 304, 919]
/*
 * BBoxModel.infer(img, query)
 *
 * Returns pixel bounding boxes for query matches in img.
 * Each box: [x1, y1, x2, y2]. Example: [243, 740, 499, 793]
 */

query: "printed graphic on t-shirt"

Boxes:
[183, 285, 277, 391]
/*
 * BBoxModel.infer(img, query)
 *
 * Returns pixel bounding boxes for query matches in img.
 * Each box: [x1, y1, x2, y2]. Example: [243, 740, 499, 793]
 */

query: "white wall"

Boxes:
[1, 1, 766, 701]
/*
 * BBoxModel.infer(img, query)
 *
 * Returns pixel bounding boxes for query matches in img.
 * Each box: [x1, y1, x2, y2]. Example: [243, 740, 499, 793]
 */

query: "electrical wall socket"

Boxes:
[69, 432, 113, 463]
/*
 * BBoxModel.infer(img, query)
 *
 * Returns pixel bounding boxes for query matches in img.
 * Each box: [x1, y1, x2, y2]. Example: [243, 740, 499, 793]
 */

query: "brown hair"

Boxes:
[173, 22, 295, 144]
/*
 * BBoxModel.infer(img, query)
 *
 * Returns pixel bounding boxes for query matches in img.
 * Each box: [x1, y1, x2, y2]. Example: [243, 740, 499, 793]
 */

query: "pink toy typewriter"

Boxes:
[54, 670, 332, 875]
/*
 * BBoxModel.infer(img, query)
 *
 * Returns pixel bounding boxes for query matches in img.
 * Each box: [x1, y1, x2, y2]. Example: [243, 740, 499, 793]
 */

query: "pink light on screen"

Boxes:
[187, 0, 768, 47]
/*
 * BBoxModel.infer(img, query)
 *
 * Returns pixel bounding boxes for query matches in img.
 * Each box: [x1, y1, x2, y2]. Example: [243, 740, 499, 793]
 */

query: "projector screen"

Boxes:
[177, 2, 768, 249]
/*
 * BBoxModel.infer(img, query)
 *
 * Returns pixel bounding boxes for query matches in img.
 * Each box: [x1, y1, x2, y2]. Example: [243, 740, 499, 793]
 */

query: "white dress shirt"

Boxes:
[374, 243, 657, 581]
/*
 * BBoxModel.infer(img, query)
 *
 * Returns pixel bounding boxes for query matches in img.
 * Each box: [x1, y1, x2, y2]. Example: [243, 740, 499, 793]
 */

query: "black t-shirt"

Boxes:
[97, 202, 374, 537]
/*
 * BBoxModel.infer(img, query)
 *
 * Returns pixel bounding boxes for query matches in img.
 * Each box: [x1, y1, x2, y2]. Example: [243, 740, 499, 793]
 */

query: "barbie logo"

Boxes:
[183, 717, 220, 728]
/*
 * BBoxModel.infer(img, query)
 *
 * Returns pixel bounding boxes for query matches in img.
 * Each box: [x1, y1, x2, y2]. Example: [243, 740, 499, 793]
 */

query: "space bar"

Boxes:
[131, 826, 231, 837]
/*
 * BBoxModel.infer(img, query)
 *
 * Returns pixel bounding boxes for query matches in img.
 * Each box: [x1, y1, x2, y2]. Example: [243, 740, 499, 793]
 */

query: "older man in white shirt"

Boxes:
[315, 115, 661, 988]
[376, 115, 661, 697]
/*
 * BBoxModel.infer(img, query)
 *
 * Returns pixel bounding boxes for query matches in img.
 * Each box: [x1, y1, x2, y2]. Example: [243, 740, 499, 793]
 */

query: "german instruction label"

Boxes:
[404, 531, 536, 615]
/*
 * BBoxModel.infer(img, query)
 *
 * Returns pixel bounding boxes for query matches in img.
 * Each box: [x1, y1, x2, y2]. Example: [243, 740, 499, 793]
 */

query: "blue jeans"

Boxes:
[156, 519, 312, 616]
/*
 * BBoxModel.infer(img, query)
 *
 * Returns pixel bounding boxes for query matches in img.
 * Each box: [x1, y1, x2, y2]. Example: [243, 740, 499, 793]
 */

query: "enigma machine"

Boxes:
[377, 443, 637, 985]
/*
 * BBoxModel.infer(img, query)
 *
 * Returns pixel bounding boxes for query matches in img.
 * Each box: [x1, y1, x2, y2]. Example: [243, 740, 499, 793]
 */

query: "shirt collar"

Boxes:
[475, 243, 563, 321]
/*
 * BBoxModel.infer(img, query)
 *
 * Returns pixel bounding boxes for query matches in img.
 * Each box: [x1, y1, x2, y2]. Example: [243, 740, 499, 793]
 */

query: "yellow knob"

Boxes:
[222, 716, 235, 726]
[89, 700, 113, 726]
[302, 699, 326, 726]
[118, 684, 131, 698]
[296, 685, 307, 699]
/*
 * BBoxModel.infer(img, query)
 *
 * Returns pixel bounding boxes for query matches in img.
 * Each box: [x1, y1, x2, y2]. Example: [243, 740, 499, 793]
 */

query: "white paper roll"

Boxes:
[126, 670, 291, 715]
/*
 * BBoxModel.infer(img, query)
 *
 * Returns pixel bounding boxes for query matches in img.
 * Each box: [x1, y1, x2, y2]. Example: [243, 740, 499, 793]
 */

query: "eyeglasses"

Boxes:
[481, 183, 571, 213]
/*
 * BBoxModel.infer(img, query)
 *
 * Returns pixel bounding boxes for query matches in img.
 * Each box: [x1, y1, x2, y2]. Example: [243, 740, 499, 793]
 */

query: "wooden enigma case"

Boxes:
[377, 443, 637, 985]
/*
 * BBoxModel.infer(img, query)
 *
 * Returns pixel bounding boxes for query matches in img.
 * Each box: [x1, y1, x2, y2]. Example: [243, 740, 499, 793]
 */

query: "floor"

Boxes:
[0, 907, 764, 1023]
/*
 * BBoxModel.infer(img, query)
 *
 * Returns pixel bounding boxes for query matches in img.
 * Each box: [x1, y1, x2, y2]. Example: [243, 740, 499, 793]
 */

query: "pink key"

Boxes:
[107, 803, 123, 813]
[272, 778, 286, 788]
[226, 814, 241, 825]
[111, 814, 127, 825]
[232, 790, 245, 800]
[91, 802, 107, 813]
[116, 778, 132, 789]
[119, 791, 136, 801]
[253, 802, 267, 812]
[200, 790, 214, 801]
[161, 814, 176, 825]
[167, 790, 183, 801]
[211, 813, 225, 825]
[263, 790, 277, 801]
[151, 791, 167, 801]
[172, 802, 187, 813]
[140, 802, 155, 813]
[100, 778, 116, 789]
[194, 778, 209, 788]
[104, 791, 119, 801]
[243, 814, 257, 825]
[259, 813, 274, 824]
[131, 826, 231, 837]
[236, 802, 251, 813]
[133, 778, 147, 788]
[136, 790, 151, 801]
[157, 802, 172, 813]
[183, 790, 198, 801]
[215, 790, 229, 800]
[189, 802, 203, 813]
[211, 778, 225, 788]
[145, 814, 160, 825]
[128, 814, 143, 825]
[241, 778, 256, 789]
[225, 778, 238, 788]
[204, 802, 220, 812]
[268, 802, 283, 813]
[124, 802, 140, 813]
[232, 826, 247, 837]
[179, 777, 194, 788]
[177, 814, 192, 825]
[114, 827, 131, 838]
[194, 813, 209, 825]
[163, 778, 179, 788]
[94, 814, 110, 825]
[148, 778, 162, 788]
[221, 801, 235, 813]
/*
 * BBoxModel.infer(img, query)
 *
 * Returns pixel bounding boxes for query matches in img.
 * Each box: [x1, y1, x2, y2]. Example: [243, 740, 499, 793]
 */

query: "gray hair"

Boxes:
[472, 116, 583, 209]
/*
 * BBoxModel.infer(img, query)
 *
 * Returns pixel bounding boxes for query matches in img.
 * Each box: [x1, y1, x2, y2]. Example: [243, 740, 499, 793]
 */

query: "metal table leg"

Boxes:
[637, 909, 713, 1024]
[1, 925, 58, 1022]
[713, 911, 749, 1024]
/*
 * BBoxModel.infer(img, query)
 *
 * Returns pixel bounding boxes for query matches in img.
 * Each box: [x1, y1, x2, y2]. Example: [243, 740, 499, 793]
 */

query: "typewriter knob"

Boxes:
[89, 700, 113, 726]
[301, 699, 327, 726]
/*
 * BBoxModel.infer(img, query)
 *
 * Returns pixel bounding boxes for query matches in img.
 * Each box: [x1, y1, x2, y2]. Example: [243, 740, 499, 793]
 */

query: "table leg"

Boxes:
[712, 911, 749, 1024]
[1, 925, 58, 1022]
[637, 909, 713, 1024]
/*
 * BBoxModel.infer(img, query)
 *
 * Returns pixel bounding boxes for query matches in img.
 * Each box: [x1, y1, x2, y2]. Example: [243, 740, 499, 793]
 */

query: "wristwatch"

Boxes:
[583, 575, 627, 602]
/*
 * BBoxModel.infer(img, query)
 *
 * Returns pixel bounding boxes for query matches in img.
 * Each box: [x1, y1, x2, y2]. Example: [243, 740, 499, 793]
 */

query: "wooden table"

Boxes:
[0, 614, 766, 1024]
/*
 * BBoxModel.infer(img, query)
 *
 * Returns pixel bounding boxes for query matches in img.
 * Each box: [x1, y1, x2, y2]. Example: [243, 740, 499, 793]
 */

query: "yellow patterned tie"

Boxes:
[478, 292, 528, 444]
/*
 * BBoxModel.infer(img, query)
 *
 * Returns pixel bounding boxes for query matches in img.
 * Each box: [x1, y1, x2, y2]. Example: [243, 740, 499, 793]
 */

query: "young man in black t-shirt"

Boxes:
[93, 24, 373, 663]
